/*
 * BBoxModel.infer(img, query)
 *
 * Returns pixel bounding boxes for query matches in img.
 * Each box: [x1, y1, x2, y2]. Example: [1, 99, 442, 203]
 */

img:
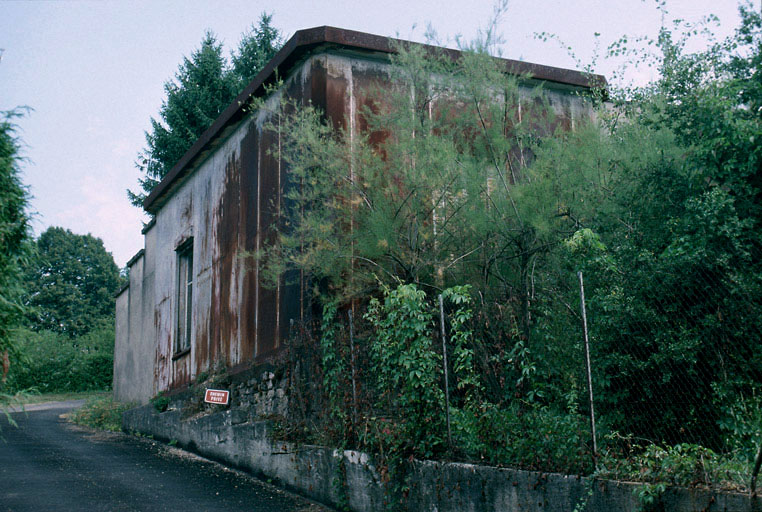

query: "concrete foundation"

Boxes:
[122, 399, 757, 512]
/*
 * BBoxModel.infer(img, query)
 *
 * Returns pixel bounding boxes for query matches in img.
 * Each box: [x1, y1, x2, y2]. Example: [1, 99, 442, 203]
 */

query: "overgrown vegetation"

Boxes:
[5, 323, 115, 393]
[260, 1, 762, 502]
[0, 108, 32, 403]
[70, 395, 133, 432]
[2, 226, 123, 394]
[599, 437, 750, 493]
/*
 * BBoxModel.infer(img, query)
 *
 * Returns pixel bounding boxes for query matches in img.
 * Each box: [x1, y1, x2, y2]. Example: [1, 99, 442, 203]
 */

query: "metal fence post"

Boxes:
[751, 442, 762, 497]
[578, 271, 598, 468]
[347, 309, 358, 428]
[439, 294, 452, 449]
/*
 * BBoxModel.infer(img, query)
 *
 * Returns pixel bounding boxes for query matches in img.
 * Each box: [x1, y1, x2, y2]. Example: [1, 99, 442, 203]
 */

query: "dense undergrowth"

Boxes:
[4, 322, 114, 393]
[278, 283, 758, 498]
[258, 7, 762, 507]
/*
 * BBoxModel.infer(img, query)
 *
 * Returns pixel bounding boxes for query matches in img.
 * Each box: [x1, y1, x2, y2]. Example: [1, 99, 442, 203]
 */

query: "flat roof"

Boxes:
[143, 25, 606, 213]
[126, 248, 145, 268]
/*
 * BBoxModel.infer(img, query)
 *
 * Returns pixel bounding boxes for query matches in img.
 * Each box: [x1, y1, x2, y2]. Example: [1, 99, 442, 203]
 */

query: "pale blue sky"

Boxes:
[0, 0, 746, 266]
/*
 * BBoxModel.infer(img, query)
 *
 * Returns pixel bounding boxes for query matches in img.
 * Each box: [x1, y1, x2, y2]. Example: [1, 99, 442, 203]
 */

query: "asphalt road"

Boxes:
[0, 401, 331, 512]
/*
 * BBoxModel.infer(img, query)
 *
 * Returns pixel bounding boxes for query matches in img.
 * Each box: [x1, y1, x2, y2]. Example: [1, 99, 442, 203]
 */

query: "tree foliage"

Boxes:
[23, 227, 123, 338]
[232, 13, 283, 88]
[566, 3, 762, 451]
[6, 322, 115, 393]
[129, 13, 282, 207]
[0, 108, 32, 378]
[263, 42, 591, 339]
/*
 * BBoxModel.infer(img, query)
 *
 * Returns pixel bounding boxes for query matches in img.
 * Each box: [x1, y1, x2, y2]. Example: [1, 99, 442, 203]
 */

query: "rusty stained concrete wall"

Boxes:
[114, 251, 158, 404]
[122, 56, 318, 397]
[113, 285, 131, 401]
[115, 49, 598, 401]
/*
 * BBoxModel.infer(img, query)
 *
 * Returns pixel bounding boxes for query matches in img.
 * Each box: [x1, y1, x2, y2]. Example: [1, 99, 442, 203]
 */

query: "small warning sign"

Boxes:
[204, 388, 230, 405]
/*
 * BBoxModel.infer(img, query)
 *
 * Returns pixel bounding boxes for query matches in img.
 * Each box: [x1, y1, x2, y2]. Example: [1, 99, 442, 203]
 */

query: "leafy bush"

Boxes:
[70, 395, 131, 432]
[365, 283, 446, 459]
[150, 392, 170, 413]
[599, 437, 750, 492]
[451, 402, 593, 474]
[5, 322, 114, 393]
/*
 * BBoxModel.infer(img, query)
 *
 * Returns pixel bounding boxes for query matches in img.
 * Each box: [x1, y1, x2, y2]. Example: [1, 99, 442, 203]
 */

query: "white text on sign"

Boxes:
[204, 388, 230, 405]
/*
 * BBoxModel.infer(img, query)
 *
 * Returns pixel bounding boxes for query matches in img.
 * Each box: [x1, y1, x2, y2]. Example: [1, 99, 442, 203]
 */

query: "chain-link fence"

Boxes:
[582, 242, 762, 489]
[278, 245, 762, 493]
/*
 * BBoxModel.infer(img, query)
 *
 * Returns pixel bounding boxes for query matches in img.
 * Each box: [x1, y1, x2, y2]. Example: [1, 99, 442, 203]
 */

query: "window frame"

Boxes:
[174, 238, 193, 357]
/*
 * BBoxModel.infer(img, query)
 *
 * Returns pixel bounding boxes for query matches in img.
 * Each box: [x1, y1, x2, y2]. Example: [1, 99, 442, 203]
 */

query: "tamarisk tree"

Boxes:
[0, 108, 31, 394]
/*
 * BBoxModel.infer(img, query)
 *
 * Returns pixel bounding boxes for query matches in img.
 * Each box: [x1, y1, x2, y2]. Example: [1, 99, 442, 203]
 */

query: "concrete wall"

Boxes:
[114, 252, 157, 404]
[123, 398, 757, 512]
[113, 286, 130, 401]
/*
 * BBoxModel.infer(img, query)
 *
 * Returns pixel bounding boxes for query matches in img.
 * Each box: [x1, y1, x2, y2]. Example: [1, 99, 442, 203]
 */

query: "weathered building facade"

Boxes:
[114, 26, 603, 404]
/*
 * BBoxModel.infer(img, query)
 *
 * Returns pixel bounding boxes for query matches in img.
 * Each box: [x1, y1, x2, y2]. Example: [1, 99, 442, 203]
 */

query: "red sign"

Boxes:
[204, 388, 230, 405]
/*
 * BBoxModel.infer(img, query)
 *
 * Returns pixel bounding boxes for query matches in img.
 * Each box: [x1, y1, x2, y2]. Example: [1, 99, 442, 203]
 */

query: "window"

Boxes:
[175, 239, 193, 354]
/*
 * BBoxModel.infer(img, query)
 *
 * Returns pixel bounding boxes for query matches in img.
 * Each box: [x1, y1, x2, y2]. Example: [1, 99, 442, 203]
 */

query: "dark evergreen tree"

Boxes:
[129, 15, 283, 208]
[23, 227, 122, 338]
[129, 31, 238, 207]
[231, 13, 283, 88]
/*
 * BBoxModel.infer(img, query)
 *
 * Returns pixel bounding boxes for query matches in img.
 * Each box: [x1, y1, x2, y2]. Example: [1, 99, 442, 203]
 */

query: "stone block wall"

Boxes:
[228, 368, 288, 419]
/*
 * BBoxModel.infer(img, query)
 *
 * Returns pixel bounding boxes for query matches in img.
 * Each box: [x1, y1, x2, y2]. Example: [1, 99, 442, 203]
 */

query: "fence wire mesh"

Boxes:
[279, 243, 762, 493]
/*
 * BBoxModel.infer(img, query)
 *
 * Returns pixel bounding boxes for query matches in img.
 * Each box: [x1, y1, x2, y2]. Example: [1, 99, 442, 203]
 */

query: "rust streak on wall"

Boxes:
[352, 65, 392, 156]
[240, 122, 260, 362]
[208, 153, 241, 374]
[256, 123, 279, 358]
[324, 63, 349, 133]
[173, 354, 190, 388]
[309, 58, 328, 113]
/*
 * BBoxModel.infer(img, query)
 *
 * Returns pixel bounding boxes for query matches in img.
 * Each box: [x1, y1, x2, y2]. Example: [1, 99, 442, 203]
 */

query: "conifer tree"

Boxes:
[129, 32, 237, 207]
[232, 13, 283, 89]
[129, 15, 283, 208]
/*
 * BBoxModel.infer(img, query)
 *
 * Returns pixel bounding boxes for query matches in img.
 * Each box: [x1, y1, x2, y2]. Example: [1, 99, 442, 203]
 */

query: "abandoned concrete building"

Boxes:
[113, 26, 603, 404]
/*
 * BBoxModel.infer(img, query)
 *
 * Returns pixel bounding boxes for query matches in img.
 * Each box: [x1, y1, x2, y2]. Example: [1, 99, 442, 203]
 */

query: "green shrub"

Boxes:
[451, 402, 593, 474]
[150, 392, 170, 413]
[70, 396, 131, 432]
[599, 436, 750, 491]
[365, 283, 446, 459]
[5, 323, 114, 393]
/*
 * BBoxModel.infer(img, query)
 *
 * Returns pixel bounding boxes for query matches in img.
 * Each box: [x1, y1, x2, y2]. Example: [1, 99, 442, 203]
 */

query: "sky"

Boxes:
[0, 0, 749, 267]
